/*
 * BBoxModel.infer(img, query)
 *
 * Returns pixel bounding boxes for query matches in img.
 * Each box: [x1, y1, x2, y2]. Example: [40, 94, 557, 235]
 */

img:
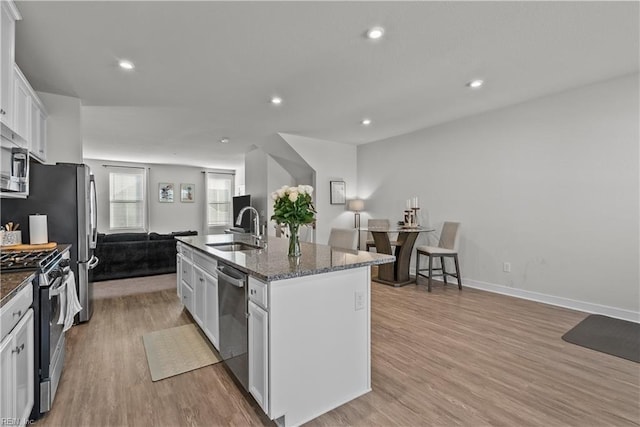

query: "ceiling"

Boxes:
[14, 1, 639, 169]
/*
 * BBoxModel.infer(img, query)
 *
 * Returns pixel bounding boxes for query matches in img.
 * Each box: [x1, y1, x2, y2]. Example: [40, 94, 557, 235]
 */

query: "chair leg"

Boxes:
[453, 254, 462, 290]
[441, 256, 447, 286]
[427, 255, 433, 292]
[415, 251, 421, 284]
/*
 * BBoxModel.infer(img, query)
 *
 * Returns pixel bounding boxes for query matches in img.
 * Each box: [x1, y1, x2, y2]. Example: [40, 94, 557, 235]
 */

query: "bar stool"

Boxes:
[328, 228, 358, 250]
[415, 222, 462, 292]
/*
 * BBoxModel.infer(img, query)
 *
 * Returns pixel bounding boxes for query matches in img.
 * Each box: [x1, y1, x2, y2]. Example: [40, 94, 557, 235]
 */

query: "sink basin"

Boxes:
[206, 242, 261, 252]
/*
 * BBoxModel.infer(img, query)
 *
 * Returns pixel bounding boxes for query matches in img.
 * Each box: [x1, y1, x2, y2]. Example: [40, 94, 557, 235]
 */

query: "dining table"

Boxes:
[360, 225, 434, 286]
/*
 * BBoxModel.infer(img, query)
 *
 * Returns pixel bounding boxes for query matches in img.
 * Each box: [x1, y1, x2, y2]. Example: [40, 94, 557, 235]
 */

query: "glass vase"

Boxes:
[288, 224, 301, 257]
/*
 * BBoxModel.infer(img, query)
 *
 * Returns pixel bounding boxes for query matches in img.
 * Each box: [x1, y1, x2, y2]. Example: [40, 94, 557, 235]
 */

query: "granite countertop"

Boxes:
[176, 234, 395, 282]
[1, 270, 36, 308]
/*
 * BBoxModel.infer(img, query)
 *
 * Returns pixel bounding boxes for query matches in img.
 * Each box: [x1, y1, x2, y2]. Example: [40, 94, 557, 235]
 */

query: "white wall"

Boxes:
[85, 158, 217, 235]
[358, 74, 639, 316]
[37, 91, 83, 164]
[281, 133, 358, 245]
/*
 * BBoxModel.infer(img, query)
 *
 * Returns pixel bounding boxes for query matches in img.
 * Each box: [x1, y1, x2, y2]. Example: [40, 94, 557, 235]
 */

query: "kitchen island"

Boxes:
[175, 234, 394, 427]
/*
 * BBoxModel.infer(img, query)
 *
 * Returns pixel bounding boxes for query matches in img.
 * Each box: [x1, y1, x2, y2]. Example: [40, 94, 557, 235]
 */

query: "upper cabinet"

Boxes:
[0, 1, 47, 163]
[0, 0, 20, 130]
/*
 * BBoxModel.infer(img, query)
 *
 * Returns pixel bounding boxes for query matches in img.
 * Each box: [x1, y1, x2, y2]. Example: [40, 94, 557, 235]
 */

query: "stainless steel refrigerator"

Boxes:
[1, 162, 98, 322]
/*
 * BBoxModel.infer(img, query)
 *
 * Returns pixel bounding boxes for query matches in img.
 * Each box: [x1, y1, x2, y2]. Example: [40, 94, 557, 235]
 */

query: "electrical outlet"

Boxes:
[355, 291, 365, 311]
[503, 262, 511, 273]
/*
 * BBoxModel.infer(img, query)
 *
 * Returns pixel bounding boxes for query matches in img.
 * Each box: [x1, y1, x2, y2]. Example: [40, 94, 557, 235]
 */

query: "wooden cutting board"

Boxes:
[1, 242, 58, 251]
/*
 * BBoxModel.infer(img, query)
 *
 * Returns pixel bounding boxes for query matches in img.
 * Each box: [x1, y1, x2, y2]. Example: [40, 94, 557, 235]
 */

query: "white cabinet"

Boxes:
[176, 242, 219, 350]
[12, 66, 29, 144]
[29, 100, 46, 162]
[248, 300, 269, 414]
[203, 270, 219, 349]
[176, 254, 182, 299]
[192, 266, 206, 326]
[0, 308, 34, 427]
[0, 1, 20, 129]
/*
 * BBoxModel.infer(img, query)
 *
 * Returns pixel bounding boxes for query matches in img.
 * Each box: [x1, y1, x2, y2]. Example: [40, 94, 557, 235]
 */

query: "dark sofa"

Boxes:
[89, 231, 197, 282]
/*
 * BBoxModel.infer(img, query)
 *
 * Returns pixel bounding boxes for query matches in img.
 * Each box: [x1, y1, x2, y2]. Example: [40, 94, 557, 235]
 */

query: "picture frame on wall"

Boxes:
[330, 180, 346, 205]
[180, 183, 195, 202]
[159, 183, 174, 202]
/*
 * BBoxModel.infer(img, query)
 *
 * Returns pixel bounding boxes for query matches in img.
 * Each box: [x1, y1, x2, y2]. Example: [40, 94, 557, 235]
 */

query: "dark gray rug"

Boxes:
[562, 315, 639, 363]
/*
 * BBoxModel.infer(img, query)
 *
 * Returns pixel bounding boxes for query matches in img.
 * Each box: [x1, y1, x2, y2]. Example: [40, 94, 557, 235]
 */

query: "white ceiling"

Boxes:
[14, 1, 639, 169]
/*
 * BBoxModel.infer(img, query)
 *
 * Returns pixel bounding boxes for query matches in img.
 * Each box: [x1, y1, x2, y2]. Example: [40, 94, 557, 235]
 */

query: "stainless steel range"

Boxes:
[0, 247, 71, 417]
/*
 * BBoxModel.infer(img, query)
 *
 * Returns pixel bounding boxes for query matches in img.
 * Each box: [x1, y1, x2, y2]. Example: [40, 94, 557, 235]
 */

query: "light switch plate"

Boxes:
[355, 291, 365, 311]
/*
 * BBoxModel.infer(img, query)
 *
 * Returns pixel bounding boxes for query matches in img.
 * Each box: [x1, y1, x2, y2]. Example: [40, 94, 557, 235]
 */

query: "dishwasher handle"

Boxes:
[217, 266, 246, 288]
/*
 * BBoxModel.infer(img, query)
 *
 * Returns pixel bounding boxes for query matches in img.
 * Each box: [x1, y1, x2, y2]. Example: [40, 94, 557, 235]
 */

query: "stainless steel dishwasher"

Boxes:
[217, 261, 248, 390]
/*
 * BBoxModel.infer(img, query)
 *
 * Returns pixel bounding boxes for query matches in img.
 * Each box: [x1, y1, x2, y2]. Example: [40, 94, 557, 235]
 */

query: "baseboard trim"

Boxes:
[459, 277, 639, 323]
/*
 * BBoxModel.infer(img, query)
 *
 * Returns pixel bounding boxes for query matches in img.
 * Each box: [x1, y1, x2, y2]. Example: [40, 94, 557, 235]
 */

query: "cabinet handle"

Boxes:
[13, 310, 22, 317]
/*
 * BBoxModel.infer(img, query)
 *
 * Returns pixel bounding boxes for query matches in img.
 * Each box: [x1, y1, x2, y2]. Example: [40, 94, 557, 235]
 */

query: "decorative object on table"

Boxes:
[271, 185, 316, 257]
[330, 180, 346, 205]
[180, 183, 195, 202]
[403, 196, 421, 227]
[158, 183, 174, 202]
[29, 214, 48, 244]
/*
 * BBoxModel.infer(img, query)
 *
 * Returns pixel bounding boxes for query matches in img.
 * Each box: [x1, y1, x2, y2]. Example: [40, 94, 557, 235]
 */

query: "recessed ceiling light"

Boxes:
[466, 79, 484, 89]
[366, 27, 385, 40]
[118, 59, 135, 70]
[219, 137, 230, 144]
[270, 96, 283, 105]
[361, 118, 372, 126]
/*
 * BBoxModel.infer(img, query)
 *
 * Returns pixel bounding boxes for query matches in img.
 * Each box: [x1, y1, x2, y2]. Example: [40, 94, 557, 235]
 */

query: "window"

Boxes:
[109, 167, 147, 231]
[205, 171, 234, 232]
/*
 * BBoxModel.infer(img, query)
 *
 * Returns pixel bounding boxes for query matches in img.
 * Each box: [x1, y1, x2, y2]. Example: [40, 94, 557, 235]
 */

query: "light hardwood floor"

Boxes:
[35, 274, 639, 426]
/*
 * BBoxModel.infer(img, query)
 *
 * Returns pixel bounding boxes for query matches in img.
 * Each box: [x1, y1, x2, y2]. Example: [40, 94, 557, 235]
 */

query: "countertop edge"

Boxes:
[176, 235, 395, 282]
[0, 270, 36, 308]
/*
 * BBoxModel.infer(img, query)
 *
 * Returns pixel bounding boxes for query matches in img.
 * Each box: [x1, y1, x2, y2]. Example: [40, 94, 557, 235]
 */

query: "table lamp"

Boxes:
[348, 199, 365, 229]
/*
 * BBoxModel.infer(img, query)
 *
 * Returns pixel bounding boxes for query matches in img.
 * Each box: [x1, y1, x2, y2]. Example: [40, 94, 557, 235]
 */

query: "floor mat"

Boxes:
[142, 323, 221, 381]
[562, 314, 639, 363]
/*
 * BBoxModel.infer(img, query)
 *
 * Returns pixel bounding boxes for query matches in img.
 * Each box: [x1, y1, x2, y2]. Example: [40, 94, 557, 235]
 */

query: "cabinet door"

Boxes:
[181, 256, 193, 288]
[181, 282, 193, 313]
[248, 301, 269, 414]
[37, 109, 46, 161]
[193, 267, 205, 326]
[13, 309, 34, 424]
[0, 3, 15, 128]
[29, 102, 46, 162]
[203, 272, 219, 350]
[0, 333, 15, 420]
[176, 254, 182, 299]
[12, 70, 30, 144]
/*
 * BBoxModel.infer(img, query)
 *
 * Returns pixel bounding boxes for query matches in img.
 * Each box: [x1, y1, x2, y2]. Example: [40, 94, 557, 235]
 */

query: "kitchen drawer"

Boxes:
[193, 251, 217, 276]
[248, 276, 268, 310]
[177, 242, 193, 259]
[1, 282, 33, 341]
[181, 281, 194, 313]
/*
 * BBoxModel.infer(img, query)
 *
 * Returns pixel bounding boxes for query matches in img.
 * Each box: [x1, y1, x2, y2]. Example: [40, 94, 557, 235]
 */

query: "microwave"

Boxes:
[1, 138, 29, 193]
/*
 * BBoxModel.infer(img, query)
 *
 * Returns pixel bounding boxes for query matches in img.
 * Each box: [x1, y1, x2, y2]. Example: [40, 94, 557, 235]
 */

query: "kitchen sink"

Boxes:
[206, 242, 262, 252]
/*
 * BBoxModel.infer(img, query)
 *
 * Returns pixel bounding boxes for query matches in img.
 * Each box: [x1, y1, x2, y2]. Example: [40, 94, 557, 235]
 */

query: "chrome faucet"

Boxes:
[236, 206, 263, 245]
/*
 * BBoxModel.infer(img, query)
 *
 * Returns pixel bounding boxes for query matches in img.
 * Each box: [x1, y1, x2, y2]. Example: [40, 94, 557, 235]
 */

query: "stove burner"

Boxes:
[0, 249, 60, 272]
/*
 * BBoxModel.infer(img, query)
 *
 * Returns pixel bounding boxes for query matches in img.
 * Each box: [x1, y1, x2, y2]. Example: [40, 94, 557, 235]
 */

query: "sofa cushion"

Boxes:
[149, 232, 175, 241]
[101, 232, 149, 243]
[171, 230, 198, 237]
